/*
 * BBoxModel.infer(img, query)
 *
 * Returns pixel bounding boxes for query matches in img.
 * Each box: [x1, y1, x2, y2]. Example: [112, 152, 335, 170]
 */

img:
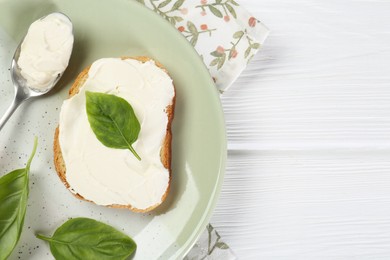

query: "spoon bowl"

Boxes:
[0, 12, 73, 131]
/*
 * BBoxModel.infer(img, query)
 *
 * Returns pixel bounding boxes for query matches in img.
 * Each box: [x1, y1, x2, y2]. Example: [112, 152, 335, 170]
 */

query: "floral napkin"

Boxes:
[137, 0, 269, 258]
[137, 0, 269, 92]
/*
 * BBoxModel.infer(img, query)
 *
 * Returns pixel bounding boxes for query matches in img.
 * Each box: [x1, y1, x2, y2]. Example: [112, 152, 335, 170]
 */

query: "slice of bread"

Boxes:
[54, 56, 175, 212]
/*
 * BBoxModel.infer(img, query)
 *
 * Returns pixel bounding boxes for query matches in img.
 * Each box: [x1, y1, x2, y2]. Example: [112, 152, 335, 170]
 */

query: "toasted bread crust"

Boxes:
[54, 56, 175, 213]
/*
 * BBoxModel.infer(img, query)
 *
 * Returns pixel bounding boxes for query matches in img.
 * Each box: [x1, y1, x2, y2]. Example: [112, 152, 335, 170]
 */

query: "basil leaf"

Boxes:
[0, 138, 38, 260]
[36, 217, 136, 260]
[86, 91, 141, 160]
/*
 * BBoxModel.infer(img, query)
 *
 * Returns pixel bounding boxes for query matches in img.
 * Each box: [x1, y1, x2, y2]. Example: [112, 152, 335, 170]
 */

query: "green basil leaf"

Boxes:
[37, 217, 136, 260]
[0, 138, 37, 260]
[86, 91, 141, 160]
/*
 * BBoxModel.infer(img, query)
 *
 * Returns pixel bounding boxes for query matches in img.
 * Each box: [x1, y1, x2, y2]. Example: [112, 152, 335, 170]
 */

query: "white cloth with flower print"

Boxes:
[137, 0, 269, 91]
[184, 224, 234, 260]
[137, 0, 269, 258]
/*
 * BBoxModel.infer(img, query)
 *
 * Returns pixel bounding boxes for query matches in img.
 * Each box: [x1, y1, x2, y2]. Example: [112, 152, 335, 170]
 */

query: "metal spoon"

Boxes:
[0, 13, 73, 131]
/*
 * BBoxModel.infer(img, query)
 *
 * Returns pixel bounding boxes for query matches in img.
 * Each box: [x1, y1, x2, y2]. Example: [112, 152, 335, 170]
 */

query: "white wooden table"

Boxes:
[212, 0, 390, 258]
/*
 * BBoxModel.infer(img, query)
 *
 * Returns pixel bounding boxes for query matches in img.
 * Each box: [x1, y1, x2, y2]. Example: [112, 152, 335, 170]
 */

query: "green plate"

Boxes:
[0, 0, 226, 259]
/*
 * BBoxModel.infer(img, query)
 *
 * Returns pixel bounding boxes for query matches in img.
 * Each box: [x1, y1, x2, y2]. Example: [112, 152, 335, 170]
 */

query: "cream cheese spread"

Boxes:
[59, 58, 174, 210]
[18, 13, 73, 90]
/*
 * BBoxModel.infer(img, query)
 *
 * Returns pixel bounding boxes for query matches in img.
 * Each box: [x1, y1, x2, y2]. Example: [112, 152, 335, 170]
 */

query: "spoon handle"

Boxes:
[0, 87, 28, 131]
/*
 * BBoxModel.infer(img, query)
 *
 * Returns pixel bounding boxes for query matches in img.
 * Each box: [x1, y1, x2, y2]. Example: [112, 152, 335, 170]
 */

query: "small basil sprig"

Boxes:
[0, 138, 38, 260]
[36, 217, 137, 260]
[86, 91, 141, 160]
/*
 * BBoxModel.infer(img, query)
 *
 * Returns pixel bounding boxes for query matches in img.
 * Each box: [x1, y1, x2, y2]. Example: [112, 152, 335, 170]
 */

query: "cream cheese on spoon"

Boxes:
[17, 13, 73, 91]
